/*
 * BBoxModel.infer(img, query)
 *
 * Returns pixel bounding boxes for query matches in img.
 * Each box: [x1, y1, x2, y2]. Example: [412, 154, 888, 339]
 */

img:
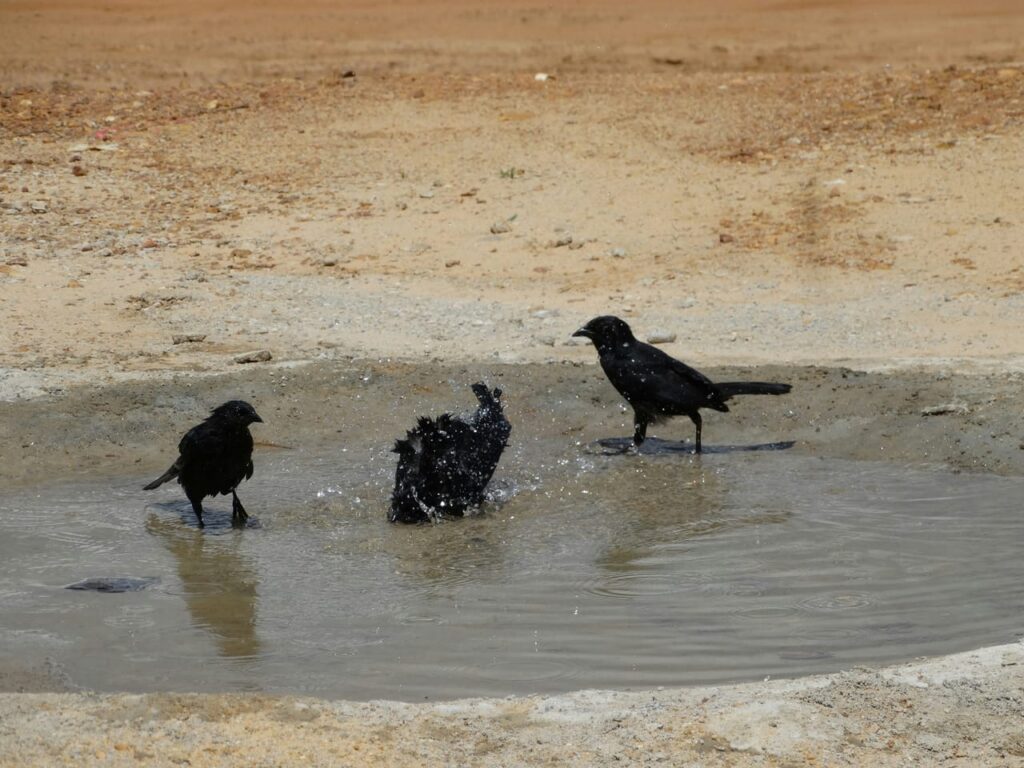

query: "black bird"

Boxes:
[573, 316, 790, 453]
[143, 400, 263, 528]
[390, 383, 511, 523]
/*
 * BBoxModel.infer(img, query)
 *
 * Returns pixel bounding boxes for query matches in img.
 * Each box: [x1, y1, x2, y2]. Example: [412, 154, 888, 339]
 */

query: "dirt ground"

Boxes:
[2, 641, 1023, 767]
[3, 0, 1024, 396]
[2, 0, 1024, 765]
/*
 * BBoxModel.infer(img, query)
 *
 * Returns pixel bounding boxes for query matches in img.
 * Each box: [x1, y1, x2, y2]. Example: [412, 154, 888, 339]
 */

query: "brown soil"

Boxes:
[2, 1, 1024, 390]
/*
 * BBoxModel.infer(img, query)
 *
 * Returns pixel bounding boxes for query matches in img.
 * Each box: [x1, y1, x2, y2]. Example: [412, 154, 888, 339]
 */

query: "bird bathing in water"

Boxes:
[390, 383, 511, 523]
[143, 400, 263, 528]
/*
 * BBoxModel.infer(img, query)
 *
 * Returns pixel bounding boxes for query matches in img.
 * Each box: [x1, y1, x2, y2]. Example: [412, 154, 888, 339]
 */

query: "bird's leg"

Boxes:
[689, 412, 703, 454]
[231, 491, 249, 527]
[187, 493, 205, 529]
[633, 414, 649, 446]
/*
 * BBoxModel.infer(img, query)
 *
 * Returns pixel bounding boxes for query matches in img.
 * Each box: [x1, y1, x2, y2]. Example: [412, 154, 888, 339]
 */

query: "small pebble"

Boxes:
[646, 330, 677, 345]
[490, 220, 511, 234]
[920, 402, 969, 417]
[235, 350, 272, 364]
[172, 334, 207, 345]
[30, 201, 47, 214]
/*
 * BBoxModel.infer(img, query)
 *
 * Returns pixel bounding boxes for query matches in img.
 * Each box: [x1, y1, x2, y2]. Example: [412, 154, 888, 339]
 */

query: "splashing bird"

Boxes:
[391, 383, 511, 523]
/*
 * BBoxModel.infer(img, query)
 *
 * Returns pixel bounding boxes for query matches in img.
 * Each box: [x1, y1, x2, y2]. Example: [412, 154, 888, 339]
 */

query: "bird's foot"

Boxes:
[231, 494, 249, 528]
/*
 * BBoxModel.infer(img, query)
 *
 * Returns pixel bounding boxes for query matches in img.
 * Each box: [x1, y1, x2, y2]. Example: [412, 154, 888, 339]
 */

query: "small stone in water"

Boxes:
[66, 577, 159, 593]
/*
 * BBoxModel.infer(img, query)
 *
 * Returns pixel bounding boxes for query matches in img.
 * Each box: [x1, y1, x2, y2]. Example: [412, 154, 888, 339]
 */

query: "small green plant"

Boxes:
[499, 167, 523, 179]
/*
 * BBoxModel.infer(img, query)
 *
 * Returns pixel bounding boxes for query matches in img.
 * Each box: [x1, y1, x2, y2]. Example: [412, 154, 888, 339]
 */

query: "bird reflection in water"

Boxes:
[146, 513, 261, 659]
[589, 461, 790, 579]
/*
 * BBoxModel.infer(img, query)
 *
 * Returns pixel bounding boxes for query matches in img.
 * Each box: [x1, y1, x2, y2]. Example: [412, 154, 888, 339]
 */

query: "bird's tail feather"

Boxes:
[143, 466, 178, 490]
[717, 381, 792, 399]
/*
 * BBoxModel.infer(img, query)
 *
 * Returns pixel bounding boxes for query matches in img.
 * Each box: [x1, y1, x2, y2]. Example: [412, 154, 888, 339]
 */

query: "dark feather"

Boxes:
[574, 316, 790, 452]
[390, 383, 511, 524]
[143, 400, 263, 527]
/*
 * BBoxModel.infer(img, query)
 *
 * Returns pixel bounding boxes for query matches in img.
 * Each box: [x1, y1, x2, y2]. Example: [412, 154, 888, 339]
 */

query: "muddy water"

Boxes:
[1, 429, 1022, 701]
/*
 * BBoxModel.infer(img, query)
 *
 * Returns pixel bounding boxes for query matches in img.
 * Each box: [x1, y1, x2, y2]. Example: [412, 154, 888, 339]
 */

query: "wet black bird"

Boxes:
[390, 383, 511, 523]
[143, 400, 263, 528]
[573, 316, 791, 453]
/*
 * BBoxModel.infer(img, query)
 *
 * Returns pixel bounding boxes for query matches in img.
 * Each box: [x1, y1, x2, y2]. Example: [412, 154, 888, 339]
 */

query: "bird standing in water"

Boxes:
[573, 316, 791, 453]
[143, 400, 263, 527]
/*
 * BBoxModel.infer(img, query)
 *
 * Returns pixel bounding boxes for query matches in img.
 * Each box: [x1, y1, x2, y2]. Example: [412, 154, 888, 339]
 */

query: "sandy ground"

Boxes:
[2, 641, 1023, 767]
[3, 0, 1024, 400]
[2, 0, 1024, 764]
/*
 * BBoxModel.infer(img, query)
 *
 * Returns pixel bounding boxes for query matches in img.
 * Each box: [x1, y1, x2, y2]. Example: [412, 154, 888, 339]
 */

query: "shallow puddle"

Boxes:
[1, 433, 1022, 701]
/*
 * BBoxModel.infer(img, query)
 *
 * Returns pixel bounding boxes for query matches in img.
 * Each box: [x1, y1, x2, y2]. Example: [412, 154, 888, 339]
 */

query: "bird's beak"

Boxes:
[572, 327, 592, 339]
[253, 414, 264, 423]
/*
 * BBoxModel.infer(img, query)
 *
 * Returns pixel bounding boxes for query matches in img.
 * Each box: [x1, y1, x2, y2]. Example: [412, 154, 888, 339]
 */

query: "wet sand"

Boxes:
[2, 361, 1023, 490]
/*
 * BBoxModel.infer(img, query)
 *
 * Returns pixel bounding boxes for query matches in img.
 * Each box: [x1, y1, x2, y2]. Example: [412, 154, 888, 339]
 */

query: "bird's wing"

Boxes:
[176, 421, 208, 459]
[603, 342, 723, 411]
[655, 348, 718, 391]
[176, 420, 229, 463]
[636, 342, 718, 388]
